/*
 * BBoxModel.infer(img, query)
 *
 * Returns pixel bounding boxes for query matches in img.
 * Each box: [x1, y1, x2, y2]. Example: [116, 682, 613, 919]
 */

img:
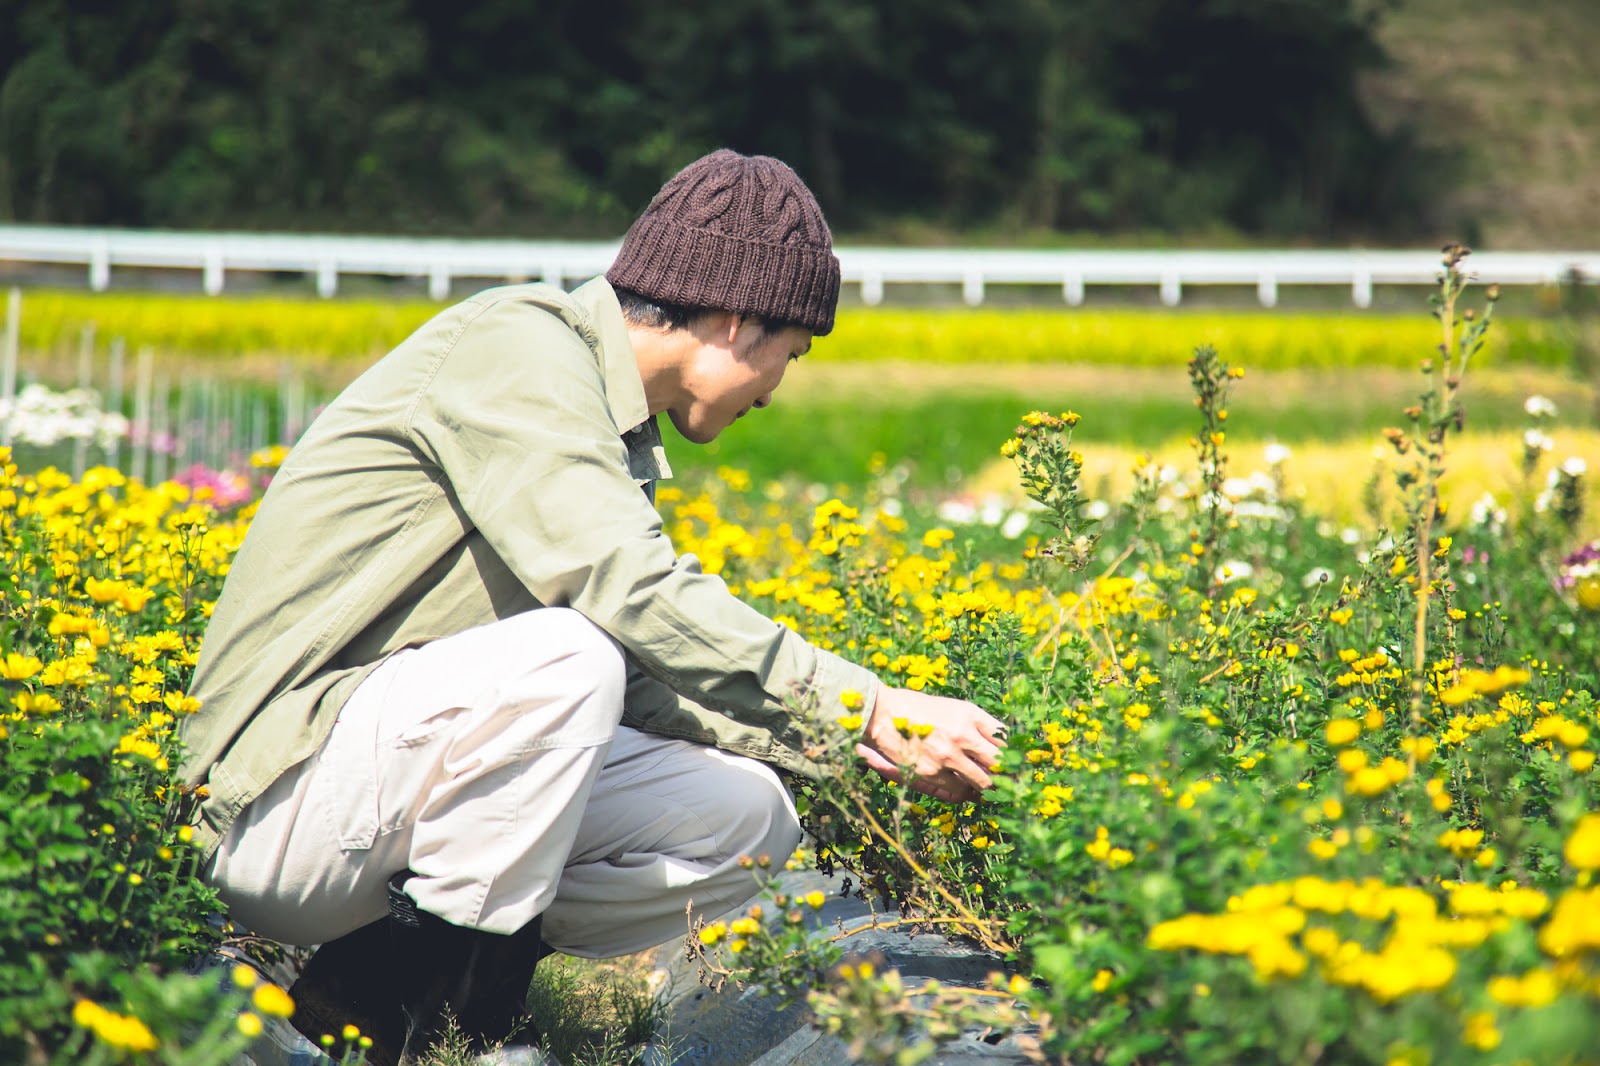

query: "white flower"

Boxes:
[1524, 395, 1559, 418]
[1523, 429, 1554, 452]
[1470, 492, 1506, 529]
[1085, 499, 1111, 520]
[0, 383, 128, 447]
[1215, 561, 1254, 583]
[936, 498, 977, 524]
[1234, 501, 1286, 521]
[1000, 511, 1031, 539]
[1561, 456, 1587, 478]
[1264, 442, 1292, 466]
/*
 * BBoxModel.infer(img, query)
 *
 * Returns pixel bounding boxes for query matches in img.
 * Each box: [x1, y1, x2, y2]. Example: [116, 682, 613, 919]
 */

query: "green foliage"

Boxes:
[0, 460, 262, 1061]
[1, 0, 1425, 239]
[523, 956, 665, 1066]
[0, 713, 216, 1040]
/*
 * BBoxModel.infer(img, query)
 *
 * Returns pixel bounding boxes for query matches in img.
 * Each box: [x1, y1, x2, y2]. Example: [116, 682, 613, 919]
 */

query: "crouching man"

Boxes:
[179, 149, 1006, 1066]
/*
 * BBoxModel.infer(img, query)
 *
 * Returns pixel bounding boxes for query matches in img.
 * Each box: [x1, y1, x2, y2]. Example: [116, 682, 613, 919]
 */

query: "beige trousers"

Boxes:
[207, 609, 802, 957]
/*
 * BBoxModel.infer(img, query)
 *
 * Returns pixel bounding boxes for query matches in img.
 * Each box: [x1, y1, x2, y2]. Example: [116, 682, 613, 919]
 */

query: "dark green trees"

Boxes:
[0, 0, 1421, 239]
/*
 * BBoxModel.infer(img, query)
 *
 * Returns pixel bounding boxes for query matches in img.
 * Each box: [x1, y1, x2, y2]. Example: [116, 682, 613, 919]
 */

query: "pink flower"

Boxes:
[173, 464, 253, 508]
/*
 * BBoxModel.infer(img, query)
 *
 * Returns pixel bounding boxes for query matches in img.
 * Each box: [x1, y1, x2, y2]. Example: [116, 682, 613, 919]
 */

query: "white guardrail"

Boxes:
[2, 225, 1598, 308]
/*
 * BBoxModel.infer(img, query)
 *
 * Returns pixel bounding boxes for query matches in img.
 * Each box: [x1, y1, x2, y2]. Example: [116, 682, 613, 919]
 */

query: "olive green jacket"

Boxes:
[178, 278, 879, 860]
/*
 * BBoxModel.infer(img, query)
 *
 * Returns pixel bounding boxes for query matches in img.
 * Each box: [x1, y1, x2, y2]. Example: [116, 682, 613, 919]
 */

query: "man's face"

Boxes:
[668, 318, 813, 445]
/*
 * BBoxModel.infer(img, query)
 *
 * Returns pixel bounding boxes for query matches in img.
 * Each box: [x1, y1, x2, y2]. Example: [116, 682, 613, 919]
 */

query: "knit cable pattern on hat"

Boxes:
[606, 149, 841, 335]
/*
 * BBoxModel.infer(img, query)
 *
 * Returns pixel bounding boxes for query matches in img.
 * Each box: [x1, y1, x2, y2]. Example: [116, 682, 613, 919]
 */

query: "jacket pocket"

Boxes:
[316, 662, 397, 851]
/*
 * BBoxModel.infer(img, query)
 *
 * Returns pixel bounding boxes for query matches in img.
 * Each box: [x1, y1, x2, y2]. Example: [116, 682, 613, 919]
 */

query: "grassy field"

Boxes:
[6, 287, 1594, 504]
[678, 362, 1597, 492]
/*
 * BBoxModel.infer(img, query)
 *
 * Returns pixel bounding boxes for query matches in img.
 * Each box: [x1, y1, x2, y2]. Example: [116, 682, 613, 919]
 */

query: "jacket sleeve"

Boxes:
[406, 296, 879, 736]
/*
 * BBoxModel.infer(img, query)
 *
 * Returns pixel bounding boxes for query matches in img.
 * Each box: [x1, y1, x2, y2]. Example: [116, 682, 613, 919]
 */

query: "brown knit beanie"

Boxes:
[606, 149, 841, 336]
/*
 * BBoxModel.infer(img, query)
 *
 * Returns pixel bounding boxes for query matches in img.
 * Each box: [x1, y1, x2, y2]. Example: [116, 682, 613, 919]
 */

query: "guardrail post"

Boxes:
[90, 240, 111, 292]
[1063, 272, 1085, 307]
[1160, 271, 1181, 307]
[962, 270, 984, 306]
[1352, 268, 1372, 309]
[203, 248, 225, 295]
[861, 272, 884, 306]
[542, 262, 563, 290]
[1257, 273, 1278, 308]
[428, 265, 451, 301]
[316, 262, 339, 299]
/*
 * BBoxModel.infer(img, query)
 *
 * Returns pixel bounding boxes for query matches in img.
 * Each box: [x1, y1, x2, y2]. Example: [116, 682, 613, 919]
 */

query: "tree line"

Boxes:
[0, 0, 1433, 241]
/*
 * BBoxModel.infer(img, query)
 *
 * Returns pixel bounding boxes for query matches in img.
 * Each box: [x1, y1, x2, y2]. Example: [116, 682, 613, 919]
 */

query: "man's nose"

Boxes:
[752, 393, 773, 410]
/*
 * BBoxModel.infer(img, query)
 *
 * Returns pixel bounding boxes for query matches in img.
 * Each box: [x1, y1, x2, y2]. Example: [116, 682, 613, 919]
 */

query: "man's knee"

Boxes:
[707, 754, 802, 868]
[497, 607, 626, 712]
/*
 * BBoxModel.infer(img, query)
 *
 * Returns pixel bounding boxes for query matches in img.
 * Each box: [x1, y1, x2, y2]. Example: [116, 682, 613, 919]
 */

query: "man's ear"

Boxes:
[723, 312, 746, 346]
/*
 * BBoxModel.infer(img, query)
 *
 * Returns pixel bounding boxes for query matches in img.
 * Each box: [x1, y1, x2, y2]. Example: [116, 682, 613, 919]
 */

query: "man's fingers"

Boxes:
[952, 751, 994, 792]
[856, 742, 903, 781]
[859, 740, 987, 799]
[906, 773, 974, 804]
[945, 727, 1002, 784]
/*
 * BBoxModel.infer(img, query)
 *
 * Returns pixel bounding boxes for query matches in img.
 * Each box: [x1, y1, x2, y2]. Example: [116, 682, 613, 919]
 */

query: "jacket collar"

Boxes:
[572, 277, 673, 481]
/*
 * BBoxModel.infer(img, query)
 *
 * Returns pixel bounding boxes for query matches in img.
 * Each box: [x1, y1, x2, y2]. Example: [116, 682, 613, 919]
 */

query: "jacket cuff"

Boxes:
[808, 646, 882, 725]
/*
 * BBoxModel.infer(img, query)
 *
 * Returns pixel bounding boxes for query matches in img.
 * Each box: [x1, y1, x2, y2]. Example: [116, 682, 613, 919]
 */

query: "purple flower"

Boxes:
[1558, 540, 1600, 588]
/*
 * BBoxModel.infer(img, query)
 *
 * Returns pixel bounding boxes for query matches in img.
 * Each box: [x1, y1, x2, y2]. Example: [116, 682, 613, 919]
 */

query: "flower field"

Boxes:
[3, 257, 1599, 1064]
[0, 456, 288, 1064]
[679, 435, 1600, 1064]
[679, 260, 1600, 1064]
[11, 288, 1592, 371]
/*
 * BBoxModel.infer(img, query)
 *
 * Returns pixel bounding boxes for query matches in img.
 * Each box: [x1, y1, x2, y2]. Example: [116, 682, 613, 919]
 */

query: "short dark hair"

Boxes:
[613, 286, 798, 337]
[614, 287, 703, 332]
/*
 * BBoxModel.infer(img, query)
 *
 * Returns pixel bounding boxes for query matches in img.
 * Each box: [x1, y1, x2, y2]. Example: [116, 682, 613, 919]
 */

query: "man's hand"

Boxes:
[856, 685, 1008, 804]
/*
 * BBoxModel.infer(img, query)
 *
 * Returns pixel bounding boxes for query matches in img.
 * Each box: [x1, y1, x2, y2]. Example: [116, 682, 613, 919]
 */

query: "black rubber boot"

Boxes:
[387, 872, 551, 1066]
[287, 917, 408, 1066]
